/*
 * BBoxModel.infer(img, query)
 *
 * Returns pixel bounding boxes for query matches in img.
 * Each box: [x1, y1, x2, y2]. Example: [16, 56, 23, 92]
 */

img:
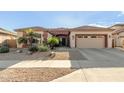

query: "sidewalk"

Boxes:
[1, 60, 124, 82]
[0, 60, 81, 68]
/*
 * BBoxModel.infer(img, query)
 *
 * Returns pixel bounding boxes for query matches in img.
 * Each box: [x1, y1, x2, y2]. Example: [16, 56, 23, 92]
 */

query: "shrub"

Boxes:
[18, 37, 27, 44]
[47, 37, 59, 49]
[28, 45, 38, 52]
[38, 45, 49, 52]
[0, 46, 9, 53]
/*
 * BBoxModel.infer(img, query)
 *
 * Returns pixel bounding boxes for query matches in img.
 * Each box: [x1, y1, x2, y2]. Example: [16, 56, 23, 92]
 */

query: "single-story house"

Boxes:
[111, 24, 124, 48]
[0, 28, 17, 48]
[15, 26, 113, 48]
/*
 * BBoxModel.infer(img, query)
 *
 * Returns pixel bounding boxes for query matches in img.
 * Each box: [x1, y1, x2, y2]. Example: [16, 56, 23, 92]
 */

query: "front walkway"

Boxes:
[0, 60, 80, 68]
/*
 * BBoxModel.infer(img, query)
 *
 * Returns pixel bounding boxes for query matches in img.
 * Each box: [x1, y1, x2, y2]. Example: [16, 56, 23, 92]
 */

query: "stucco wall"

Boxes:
[47, 32, 52, 39]
[0, 32, 16, 47]
[115, 32, 124, 47]
[17, 31, 23, 48]
[70, 31, 113, 48]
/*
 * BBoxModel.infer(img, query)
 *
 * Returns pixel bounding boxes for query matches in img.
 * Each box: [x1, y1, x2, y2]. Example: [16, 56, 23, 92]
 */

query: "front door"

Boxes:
[62, 38, 66, 46]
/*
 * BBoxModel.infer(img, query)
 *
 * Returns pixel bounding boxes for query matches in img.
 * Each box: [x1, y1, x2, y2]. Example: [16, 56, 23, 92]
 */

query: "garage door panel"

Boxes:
[76, 37, 105, 48]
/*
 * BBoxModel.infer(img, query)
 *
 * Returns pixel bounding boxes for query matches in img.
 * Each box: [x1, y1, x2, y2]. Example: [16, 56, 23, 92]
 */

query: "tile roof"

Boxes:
[112, 29, 124, 34]
[14, 26, 46, 32]
[112, 24, 124, 27]
[47, 28, 69, 35]
[14, 25, 114, 33]
[70, 26, 113, 31]
[0, 28, 16, 36]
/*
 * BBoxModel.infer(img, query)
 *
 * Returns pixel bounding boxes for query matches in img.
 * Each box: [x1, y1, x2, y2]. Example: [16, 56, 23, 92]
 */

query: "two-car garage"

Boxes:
[69, 26, 113, 48]
[75, 34, 107, 48]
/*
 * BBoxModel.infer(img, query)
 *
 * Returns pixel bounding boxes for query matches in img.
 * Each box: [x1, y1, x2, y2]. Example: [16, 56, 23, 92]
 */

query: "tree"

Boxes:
[18, 29, 40, 47]
[18, 37, 27, 45]
[47, 37, 59, 49]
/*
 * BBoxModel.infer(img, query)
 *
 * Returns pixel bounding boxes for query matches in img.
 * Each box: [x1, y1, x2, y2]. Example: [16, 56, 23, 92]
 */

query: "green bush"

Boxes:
[38, 45, 49, 52]
[28, 45, 38, 52]
[18, 37, 27, 44]
[47, 37, 59, 49]
[0, 46, 9, 53]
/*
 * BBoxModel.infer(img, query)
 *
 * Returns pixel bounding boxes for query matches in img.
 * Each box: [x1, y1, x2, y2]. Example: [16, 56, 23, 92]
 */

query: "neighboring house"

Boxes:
[15, 27, 52, 48]
[111, 24, 124, 48]
[0, 28, 17, 48]
[15, 26, 113, 48]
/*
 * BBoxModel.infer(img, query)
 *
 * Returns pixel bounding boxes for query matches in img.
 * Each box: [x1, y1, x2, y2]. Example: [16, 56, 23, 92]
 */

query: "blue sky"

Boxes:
[0, 11, 124, 31]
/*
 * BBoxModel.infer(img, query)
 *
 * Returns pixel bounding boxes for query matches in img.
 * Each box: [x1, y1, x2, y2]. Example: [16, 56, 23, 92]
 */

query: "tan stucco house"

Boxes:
[0, 28, 17, 48]
[15, 26, 114, 48]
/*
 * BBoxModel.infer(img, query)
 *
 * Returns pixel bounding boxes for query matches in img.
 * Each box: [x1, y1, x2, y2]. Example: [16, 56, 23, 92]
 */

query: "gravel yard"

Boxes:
[0, 68, 76, 82]
[0, 48, 85, 60]
[50, 50, 85, 60]
[0, 48, 50, 60]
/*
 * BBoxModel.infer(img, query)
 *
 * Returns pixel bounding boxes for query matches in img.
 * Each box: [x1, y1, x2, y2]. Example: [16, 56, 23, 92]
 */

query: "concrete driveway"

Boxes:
[52, 48, 124, 82]
[78, 48, 124, 68]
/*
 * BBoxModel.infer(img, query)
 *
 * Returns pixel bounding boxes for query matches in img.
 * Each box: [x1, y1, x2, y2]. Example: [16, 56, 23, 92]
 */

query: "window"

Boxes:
[84, 36, 88, 38]
[97, 36, 104, 38]
[78, 35, 83, 38]
[91, 36, 96, 38]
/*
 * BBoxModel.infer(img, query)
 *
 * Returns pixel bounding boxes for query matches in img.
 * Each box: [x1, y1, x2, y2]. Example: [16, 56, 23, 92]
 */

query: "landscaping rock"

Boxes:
[27, 51, 33, 55]
[49, 52, 55, 58]
[16, 50, 23, 53]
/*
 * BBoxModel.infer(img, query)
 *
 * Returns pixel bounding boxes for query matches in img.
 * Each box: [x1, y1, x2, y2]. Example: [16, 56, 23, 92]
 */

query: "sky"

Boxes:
[0, 11, 124, 31]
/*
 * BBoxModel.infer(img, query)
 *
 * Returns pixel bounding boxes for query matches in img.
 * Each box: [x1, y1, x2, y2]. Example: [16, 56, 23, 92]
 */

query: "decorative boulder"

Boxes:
[16, 50, 23, 53]
[49, 51, 55, 58]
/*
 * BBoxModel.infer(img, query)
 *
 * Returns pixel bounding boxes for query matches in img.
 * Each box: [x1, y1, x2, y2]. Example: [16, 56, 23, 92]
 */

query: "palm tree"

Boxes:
[18, 29, 40, 47]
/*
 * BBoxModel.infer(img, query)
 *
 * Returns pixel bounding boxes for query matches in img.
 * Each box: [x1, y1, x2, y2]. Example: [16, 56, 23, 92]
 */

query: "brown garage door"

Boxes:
[76, 34, 106, 48]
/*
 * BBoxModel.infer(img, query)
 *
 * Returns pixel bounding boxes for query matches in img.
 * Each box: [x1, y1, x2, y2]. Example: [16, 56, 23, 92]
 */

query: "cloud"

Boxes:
[117, 11, 124, 17]
[88, 23, 108, 27]
[114, 22, 123, 24]
[55, 15, 84, 27]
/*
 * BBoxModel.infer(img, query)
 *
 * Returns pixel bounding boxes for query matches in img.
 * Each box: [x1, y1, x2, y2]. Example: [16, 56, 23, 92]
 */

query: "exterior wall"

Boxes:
[115, 32, 124, 47]
[0, 32, 16, 47]
[17, 31, 23, 48]
[107, 33, 113, 48]
[70, 32, 75, 48]
[112, 25, 124, 48]
[35, 31, 44, 44]
[47, 32, 52, 39]
[70, 31, 113, 48]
